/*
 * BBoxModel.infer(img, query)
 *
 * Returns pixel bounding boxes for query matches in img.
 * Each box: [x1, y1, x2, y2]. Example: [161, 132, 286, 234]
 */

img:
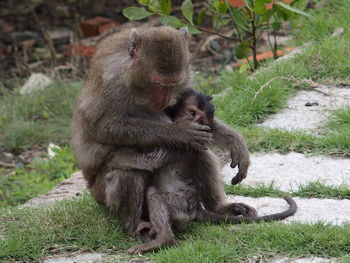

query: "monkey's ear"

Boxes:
[179, 26, 189, 40]
[207, 95, 214, 101]
[128, 28, 141, 57]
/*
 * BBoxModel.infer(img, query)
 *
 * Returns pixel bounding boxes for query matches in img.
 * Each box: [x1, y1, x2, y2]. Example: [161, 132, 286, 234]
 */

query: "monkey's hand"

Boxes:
[172, 122, 213, 150]
[211, 118, 250, 185]
[230, 148, 250, 185]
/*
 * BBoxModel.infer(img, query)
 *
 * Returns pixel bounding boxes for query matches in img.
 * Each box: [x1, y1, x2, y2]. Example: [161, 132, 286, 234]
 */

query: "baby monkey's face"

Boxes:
[174, 96, 211, 126]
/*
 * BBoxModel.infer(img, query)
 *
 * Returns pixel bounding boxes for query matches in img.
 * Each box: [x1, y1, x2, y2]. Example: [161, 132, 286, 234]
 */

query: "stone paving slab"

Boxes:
[43, 253, 102, 263]
[24, 171, 85, 206]
[43, 252, 153, 263]
[226, 195, 350, 226]
[259, 86, 350, 132]
[222, 152, 350, 191]
[270, 256, 335, 263]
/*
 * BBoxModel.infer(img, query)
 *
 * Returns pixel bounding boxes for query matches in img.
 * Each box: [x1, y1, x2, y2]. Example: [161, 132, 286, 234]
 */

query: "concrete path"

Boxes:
[259, 86, 350, 132]
[222, 152, 350, 191]
[226, 195, 350, 226]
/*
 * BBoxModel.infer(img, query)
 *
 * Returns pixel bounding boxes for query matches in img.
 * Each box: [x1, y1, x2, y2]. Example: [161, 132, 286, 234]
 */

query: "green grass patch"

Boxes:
[0, 146, 76, 207]
[225, 181, 350, 200]
[292, 0, 350, 42]
[154, 222, 350, 263]
[0, 81, 81, 152]
[0, 196, 131, 263]
[1, 196, 349, 263]
[240, 126, 350, 157]
[326, 107, 350, 133]
[225, 183, 285, 198]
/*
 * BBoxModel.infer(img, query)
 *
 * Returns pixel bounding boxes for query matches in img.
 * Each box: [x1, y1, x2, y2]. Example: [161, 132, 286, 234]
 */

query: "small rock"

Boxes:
[48, 143, 61, 158]
[209, 40, 221, 52]
[80, 16, 114, 37]
[305, 101, 319, 107]
[20, 73, 53, 95]
[53, 5, 70, 18]
[224, 65, 233, 72]
[0, 150, 15, 163]
[0, 19, 15, 34]
[331, 27, 344, 38]
[20, 39, 36, 48]
[17, 155, 26, 164]
[48, 28, 72, 46]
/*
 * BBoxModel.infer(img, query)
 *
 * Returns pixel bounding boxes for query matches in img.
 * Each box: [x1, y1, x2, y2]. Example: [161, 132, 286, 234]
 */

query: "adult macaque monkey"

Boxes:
[71, 26, 249, 236]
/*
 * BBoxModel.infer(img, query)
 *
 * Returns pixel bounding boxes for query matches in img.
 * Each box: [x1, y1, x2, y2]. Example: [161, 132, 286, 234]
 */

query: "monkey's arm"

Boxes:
[211, 118, 250, 185]
[106, 148, 169, 172]
[86, 115, 212, 150]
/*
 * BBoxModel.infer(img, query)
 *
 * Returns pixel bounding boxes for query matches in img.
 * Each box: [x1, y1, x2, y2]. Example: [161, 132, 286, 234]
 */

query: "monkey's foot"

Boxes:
[127, 237, 177, 255]
[219, 203, 258, 217]
[232, 203, 258, 217]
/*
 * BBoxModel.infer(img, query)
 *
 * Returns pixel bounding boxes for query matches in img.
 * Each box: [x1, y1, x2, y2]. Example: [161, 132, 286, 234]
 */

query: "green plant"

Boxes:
[123, 0, 310, 70]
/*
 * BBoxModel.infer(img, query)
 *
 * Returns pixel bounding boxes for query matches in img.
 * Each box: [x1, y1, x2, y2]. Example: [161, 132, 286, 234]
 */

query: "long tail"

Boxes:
[197, 196, 297, 224]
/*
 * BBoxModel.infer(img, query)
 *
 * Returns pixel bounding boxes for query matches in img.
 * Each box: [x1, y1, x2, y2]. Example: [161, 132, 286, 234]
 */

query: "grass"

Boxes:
[0, 195, 349, 263]
[225, 181, 350, 200]
[0, 2, 350, 261]
[209, 0, 350, 157]
[0, 196, 130, 263]
[0, 81, 81, 153]
[0, 146, 76, 207]
[241, 125, 350, 157]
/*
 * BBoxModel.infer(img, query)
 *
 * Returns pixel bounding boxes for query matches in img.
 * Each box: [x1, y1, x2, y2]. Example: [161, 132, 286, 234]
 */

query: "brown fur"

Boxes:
[71, 27, 250, 236]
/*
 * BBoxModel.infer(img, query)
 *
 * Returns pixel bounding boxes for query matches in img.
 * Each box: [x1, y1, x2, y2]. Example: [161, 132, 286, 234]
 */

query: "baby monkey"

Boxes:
[110, 89, 297, 254]
[166, 89, 215, 126]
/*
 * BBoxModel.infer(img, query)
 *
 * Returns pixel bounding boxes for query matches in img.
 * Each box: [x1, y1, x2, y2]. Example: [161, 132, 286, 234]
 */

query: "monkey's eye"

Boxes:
[190, 111, 196, 116]
[197, 119, 204, 125]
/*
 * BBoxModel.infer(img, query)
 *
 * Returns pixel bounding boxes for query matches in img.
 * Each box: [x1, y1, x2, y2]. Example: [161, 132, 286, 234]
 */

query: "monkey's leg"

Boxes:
[128, 187, 176, 254]
[106, 148, 170, 172]
[94, 169, 148, 235]
[192, 150, 257, 217]
[167, 188, 198, 232]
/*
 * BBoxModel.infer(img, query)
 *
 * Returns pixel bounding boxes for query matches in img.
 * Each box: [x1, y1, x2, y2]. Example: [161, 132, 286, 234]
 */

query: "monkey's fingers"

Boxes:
[232, 203, 258, 217]
[192, 123, 212, 132]
[192, 130, 214, 142]
[230, 152, 239, 168]
[230, 156, 249, 185]
[128, 244, 145, 255]
[231, 167, 248, 185]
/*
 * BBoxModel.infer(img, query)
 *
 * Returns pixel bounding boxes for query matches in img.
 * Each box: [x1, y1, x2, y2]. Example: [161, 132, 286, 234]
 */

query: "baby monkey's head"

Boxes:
[166, 89, 215, 127]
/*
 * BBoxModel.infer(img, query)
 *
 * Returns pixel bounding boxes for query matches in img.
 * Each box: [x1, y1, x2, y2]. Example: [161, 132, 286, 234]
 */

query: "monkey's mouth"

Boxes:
[151, 85, 171, 110]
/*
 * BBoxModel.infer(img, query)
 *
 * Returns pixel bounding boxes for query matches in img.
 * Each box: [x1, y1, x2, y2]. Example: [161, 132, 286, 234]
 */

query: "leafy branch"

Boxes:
[123, 0, 311, 70]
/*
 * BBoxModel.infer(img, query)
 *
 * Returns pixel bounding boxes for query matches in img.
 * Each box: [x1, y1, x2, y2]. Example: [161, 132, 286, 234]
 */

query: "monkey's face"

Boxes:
[129, 27, 191, 111]
[175, 96, 211, 126]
